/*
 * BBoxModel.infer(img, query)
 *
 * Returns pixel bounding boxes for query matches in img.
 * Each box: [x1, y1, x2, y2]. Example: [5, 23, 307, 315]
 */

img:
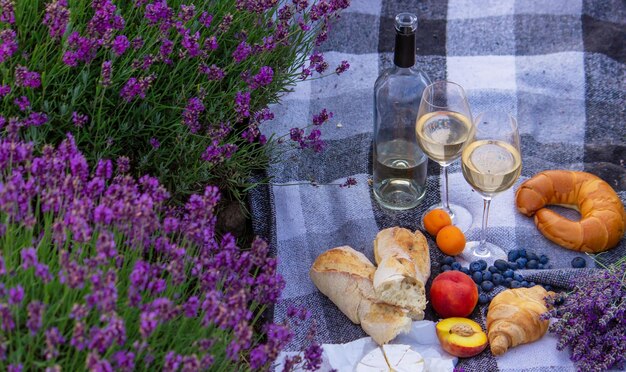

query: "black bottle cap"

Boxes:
[393, 13, 417, 68]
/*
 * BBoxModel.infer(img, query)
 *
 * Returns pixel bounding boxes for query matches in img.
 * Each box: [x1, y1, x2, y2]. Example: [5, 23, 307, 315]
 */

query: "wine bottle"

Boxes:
[373, 13, 431, 210]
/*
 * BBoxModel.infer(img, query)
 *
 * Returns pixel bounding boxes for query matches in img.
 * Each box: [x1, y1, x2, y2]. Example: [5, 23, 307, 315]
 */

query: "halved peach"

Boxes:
[436, 317, 488, 358]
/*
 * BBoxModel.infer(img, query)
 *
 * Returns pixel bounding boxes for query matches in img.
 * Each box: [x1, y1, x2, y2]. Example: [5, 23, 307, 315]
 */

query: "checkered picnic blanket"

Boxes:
[250, 0, 626, 370]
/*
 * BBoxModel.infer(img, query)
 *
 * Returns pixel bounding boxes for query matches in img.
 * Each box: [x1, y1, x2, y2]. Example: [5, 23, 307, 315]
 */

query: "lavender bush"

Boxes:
[0, 131, 322, 371]
[0, 0, 349, 202]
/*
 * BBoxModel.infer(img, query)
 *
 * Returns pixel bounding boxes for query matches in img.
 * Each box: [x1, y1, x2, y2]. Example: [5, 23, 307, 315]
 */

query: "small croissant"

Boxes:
[487, 286, 552, 356]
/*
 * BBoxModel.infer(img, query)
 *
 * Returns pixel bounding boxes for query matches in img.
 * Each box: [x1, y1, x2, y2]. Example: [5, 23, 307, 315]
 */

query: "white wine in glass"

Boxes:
[415, 81, 474, 232]
[459, 111, 522, 264]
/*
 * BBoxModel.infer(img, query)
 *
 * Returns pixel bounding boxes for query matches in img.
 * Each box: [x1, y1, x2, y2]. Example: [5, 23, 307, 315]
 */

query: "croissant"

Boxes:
[515, 170, 625, 252]
[487, 286, 551, 356]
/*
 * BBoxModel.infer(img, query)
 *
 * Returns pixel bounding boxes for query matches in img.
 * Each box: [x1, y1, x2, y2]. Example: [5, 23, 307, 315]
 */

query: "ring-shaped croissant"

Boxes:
[515, 170, 625, 253]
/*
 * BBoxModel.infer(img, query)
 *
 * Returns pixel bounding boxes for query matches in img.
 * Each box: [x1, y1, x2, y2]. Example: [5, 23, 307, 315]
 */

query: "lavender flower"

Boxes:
[182, 96, 205, 133]
[180, 28, 201, 57]
[14, 96, 30, 111]
[25, 112, 48, 127]
[544, 262, 626, 371]
[0, 84, 10, 97]
[112, 35, 130, 56]
[43, 0, 70, 40]
[14, 66, 41, 88]
[178, 4, 195, 22]
[120, 74, 156, 102]
[252, 66, 274, 89]
[72, 112, 89, 127]
[234, 91, 251, 119]
[100, 60, 112, 86]
[0, 29, 17, 63]
[312, 109, 333, 125]
[0, 0, 14, 24]
[199, 64, 224, 81]
[45, 327, 65, 360]
[232, 41, 252, 63]
[199, 11, 213, 27]
[335, 60, 350, 74]
[7, 364, 22, 372]
[8, 285, 24, 305]
[149, 137, 160, 148]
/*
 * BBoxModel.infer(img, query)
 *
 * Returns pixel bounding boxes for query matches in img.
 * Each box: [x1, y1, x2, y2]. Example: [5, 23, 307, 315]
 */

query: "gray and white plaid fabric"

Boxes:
[250, 0, 626, 370]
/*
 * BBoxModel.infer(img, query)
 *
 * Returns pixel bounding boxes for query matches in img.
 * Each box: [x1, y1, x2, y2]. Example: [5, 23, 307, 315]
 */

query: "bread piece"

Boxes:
[515, 170, 625, 252]
[487, 286, 551, 356]
[310, 246, 411, 345]
[373, 228, 430, 318]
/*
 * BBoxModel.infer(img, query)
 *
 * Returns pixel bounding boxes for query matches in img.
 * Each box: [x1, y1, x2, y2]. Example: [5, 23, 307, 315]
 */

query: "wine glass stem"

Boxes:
[440, 164, 451, 215]
[476, 197, 492, 256]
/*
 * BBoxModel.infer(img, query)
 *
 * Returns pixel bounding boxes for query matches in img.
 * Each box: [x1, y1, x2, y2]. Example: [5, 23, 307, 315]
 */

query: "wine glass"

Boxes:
[458, 111, 522, 264]
[415, 81, 474, 232]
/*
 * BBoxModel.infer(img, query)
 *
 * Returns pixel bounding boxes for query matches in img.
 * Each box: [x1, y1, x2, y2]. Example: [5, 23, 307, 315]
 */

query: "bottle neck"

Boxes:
[393, 31, 415, 68]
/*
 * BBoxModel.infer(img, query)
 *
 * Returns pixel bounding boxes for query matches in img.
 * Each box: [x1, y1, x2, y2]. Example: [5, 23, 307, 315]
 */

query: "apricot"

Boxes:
[436, 317, 488, 358]
[429, 271, 478, 318]
[423, 209, 452, 236]
[436, 225, 466, 256]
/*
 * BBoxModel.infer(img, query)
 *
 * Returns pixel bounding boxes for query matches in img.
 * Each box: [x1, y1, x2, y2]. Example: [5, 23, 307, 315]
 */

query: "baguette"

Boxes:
[310, 246, 412, 345]
[373, 228, 430, 319]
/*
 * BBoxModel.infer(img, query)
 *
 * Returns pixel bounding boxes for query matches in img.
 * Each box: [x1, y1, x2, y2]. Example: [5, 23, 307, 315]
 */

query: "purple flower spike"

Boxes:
[14, 66, 41, 88]
[112, 35, 130, 56]
[8, 285, 24, 305]
[232, 41, 252, 63]
[43, 0, 70, 40]
[0, 29, 18, 63]
[0, 0, 15, 24]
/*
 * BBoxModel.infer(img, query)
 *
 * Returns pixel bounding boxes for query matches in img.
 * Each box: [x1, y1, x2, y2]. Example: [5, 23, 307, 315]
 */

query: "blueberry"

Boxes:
[481, 281, 494, 292]
[441, 264, 451, 272]
[537, 263, 544, 270]
[510, 280, 522, 288]
[451, 262, 462, 271]
[527, 259, 539, 269]
[503, 269, 514, 279]
[478, 293, 490, 305]
[508, 249, 520, 262]
[518, 249, 527, 258]
[516, 257, 528, 269]
[460, 267, 470, 275]
[521, 281, 530, 287]
[477, 260, 488, 271]
[442, 256, 455, 266]
[529, 282, 536, 287]
[482, 271, 492, 282]
[539, 255, 549, 264]
[509, 262, 519, 270]
[527, 252, 539, 262]
[492, 273, 503, 285]
[513, 273, 524, 282]
[494, 259, 509, 272]
[472, 271, 483, 284]
[544, 285, 553, 291]
[470, 261, 482, 273]
[504, 277, 513, 287]
[571, 257, 586, 268]
[488, 266, 499, 274]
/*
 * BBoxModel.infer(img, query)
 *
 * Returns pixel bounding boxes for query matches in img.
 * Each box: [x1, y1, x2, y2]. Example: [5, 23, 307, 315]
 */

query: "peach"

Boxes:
[429, 271, 478, 318]
[436, 317, 488, 358]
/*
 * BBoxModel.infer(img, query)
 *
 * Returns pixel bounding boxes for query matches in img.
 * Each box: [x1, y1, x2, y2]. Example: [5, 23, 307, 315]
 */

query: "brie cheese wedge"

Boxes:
[356, 347, 388, 372]
[383, 344, 425, 372]
[356, 344, 425, 372]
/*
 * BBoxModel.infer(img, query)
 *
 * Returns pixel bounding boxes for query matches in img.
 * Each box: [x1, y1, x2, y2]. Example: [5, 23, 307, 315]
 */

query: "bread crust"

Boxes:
[515, 170, 625, 252]
[309, 246, 412, 345]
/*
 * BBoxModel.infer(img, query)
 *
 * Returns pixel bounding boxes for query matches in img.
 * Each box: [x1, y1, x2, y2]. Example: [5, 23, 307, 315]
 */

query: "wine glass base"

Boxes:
[457, 241, 507, 266]
[422, 203, 472, 233]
